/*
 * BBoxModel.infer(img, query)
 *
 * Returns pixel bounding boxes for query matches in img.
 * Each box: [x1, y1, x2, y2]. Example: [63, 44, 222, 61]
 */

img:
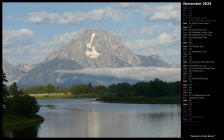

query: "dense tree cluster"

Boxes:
[5, 94, 40, 116]
[106, 78, 180, 98]
[2, 70, 40, 116]
[70, 83, 107, 95]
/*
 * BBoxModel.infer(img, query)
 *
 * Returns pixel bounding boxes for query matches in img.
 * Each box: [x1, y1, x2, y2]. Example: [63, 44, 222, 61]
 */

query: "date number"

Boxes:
[203, 2, 212, 5]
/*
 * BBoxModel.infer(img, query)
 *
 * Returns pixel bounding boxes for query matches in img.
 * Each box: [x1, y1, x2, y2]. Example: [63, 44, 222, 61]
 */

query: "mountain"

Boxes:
[18, 29, 170, 87]
[46, 29, 142, 68]
[2, 59, 25, 85]
[18, 64, 36, 72]
[18, 58, 83, 87]
[137, 54, 170, 67]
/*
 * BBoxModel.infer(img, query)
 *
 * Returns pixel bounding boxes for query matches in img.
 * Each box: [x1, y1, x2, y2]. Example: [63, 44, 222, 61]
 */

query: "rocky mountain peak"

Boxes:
[45, 28, 142, 68]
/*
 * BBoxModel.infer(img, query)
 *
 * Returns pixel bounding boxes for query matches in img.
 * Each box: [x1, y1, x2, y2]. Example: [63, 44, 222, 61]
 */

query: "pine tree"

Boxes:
[9, 82, 19, 96]
[2, 69, 8, 110]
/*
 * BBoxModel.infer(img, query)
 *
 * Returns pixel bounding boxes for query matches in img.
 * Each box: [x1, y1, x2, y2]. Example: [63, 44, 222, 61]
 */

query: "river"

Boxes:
[3, 98, 181, 138]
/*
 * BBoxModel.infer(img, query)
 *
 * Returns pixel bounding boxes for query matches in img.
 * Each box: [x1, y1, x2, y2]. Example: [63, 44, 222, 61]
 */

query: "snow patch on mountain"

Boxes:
[18, 64, 36, 72]
[109, 36, 118, 49]
[85, 32, 100, 59]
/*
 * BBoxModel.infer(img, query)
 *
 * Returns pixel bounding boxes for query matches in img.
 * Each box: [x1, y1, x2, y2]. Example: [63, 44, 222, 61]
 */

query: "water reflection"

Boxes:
[3, 98, 181, 138]
[3, 124, 40, 138]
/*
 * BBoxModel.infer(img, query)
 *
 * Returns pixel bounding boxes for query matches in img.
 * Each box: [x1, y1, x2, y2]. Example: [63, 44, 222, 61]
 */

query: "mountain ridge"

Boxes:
[4, 28, 172, 87]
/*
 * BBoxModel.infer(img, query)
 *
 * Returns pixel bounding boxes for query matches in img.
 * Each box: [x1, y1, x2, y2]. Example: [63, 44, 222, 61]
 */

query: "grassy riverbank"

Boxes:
[97, 96, 180, 104]
[29, 93, 180, 104]
[29, 93, 98, 99]
[3, 113, 44, 128]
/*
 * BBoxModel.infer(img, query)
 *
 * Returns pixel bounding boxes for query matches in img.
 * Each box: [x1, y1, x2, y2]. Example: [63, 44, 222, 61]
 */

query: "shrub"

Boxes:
[7, 94, 40, 117]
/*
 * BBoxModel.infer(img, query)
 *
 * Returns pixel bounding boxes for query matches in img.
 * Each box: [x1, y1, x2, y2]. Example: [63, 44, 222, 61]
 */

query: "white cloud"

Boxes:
[9, 3, 180, 25]
[126, 21, 180, 57]
[110, 3, 180, 22]
[111, 2, 142, 9]
[28, 11, 81, 24]
[103, 7, 122, 21]
[149, 4, 180, 12]
[3, 28, 36, 65]
[147, 11, 178, 20]
[3, 46, 37, 65]
[87, 9, 104, 20]
[3, 29, 34, 46]
[2, 28, 67, 65]
[126, 32, 173, 51]
[27, 8, 121, 24]
[55, 66, 180, 82]
[143, 4, 180, 21]
[158, 33, 173, 44]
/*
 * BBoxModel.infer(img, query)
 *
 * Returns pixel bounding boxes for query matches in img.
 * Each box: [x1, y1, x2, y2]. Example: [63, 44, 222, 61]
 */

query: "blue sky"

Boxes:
[3, 2, 180, 65]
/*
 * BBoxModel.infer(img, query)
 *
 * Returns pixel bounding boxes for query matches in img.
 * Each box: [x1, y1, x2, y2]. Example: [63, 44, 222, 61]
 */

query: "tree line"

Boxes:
[22, 84, 70, 94]
[20, 78, 180, 99]
[106, 79, 180, 98]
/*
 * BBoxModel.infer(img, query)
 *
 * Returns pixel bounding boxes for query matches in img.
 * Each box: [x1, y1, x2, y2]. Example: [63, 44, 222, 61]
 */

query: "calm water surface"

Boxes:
[3, 98, 181, 138]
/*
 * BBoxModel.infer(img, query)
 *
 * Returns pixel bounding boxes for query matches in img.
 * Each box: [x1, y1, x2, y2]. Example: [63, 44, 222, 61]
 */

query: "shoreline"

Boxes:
[3, 114, 44, 128]
[31, 93, 180, 104]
